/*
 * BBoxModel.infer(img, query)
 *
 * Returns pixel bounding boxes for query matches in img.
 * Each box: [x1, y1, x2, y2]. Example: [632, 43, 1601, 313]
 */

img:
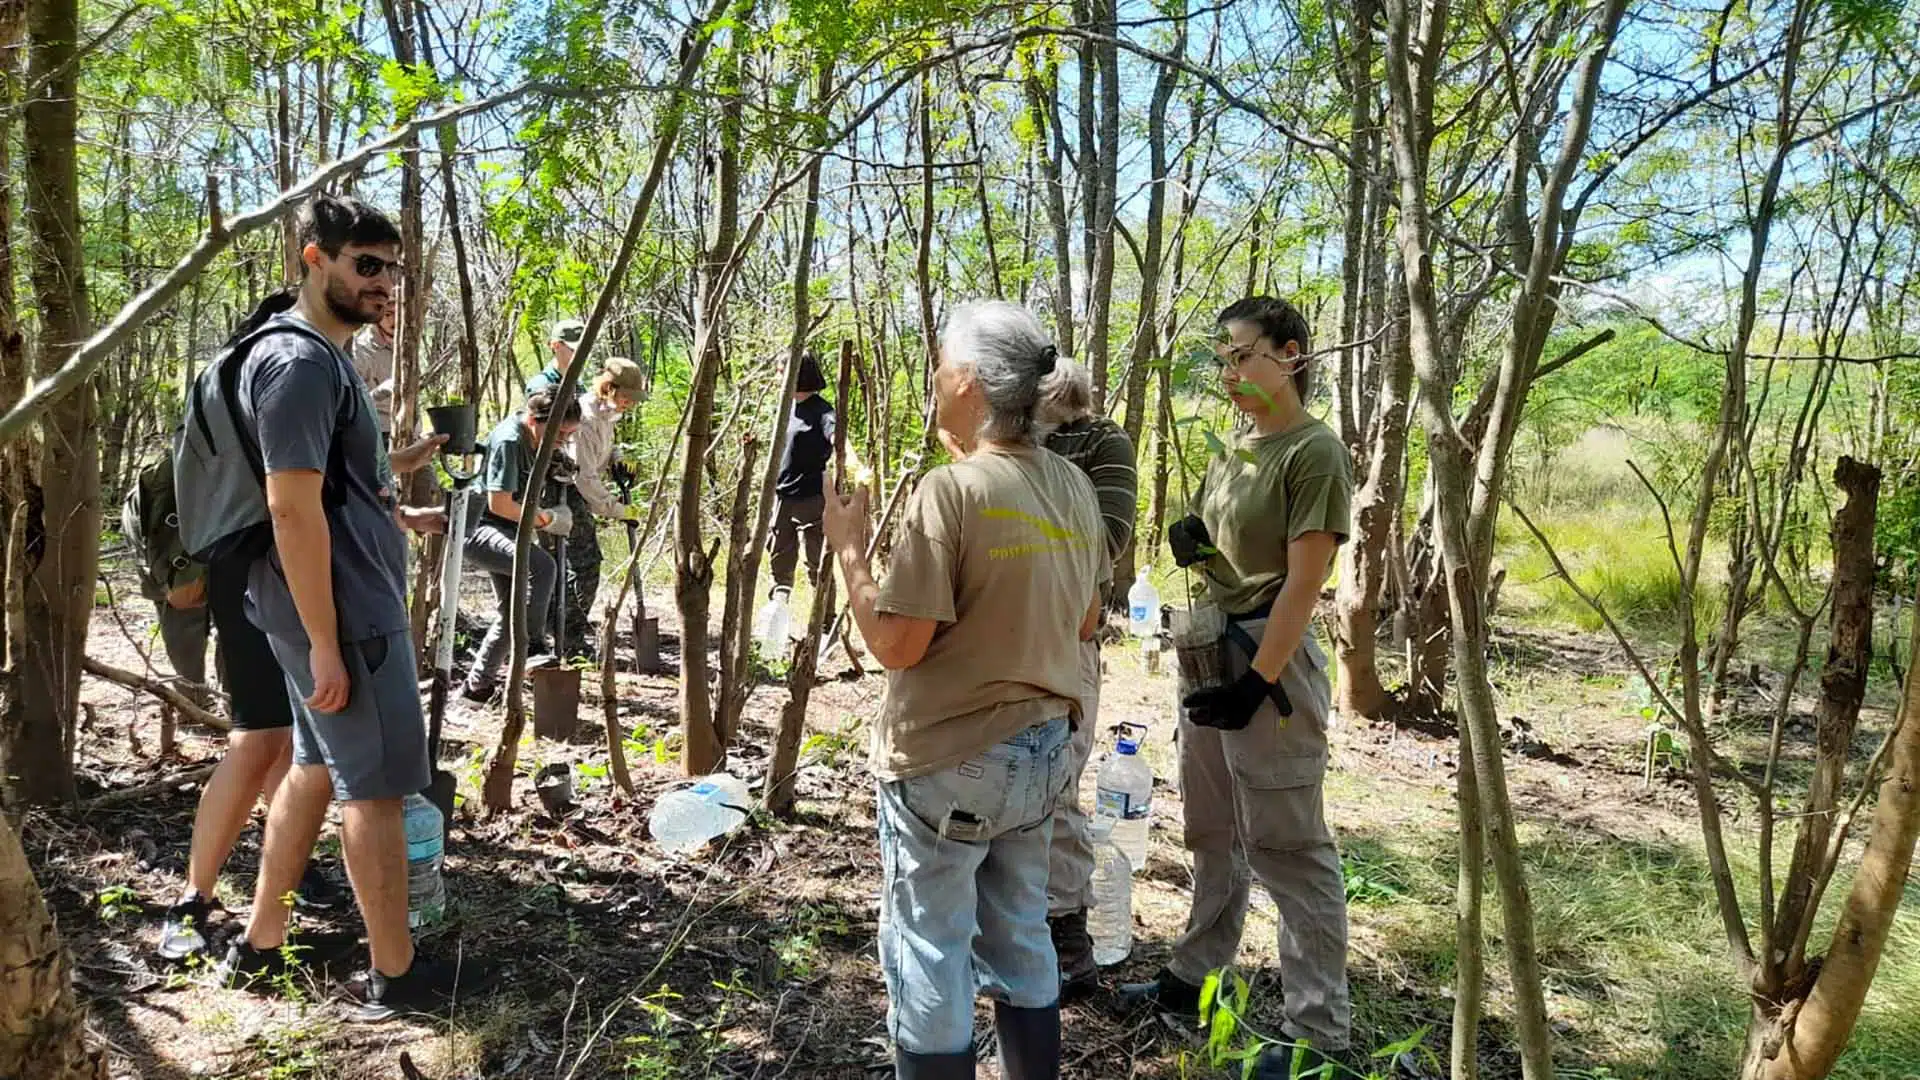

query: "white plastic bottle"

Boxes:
[1127, 572, 1160, 638]
[1086, 819, 1133, 966]
[402, 794, 446, 929]
[1094, 731, 1153, 872]
[649, 773, 753, 854]
[754, 593, 791, 656]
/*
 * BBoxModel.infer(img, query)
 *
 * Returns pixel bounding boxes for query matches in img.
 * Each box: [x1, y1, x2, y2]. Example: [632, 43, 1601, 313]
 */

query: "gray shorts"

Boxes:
[266, 630, 430, 802]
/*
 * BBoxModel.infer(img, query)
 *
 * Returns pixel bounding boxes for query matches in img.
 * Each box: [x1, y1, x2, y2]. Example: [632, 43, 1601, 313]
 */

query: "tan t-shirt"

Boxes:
[872, 445, 1108, 781]
[1194, 418, 1353, 616]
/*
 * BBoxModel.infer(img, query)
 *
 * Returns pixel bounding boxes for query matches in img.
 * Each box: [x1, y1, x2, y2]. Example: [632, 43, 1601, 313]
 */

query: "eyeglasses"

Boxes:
[349, 253, 405, 279]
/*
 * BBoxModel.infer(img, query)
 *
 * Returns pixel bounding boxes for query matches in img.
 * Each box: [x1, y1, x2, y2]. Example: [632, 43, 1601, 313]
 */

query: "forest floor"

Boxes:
[23, 559, 1920, 1080]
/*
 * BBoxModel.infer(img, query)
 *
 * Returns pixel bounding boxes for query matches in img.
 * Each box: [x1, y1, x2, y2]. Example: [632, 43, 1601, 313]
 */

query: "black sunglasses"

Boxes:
[348, 253, 405, 279]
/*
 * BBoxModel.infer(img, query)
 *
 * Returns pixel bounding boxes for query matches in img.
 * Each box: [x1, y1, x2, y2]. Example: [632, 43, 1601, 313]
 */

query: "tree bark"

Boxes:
[0, 810, 105, 1079]
[675, 5, 749, 776]
[1382, 0, 1556, 1074]
[1452, 717, 1485, 1080]
[1025, 68, 1074, 356]
[1109, 2, 1181, 599]
[10, 0, 95, 806]
[1085, 0, 1120, 406]
[1754, 572, 1920, 1080]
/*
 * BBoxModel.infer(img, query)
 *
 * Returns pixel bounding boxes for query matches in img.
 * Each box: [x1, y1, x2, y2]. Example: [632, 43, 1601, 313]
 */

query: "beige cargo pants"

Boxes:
[1046, 639, 1102, 915]
[1168, 616, 1350, 1052]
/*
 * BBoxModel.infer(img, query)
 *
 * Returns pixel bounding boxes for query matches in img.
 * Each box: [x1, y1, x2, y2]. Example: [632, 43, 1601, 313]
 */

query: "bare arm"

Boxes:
[1250, 531, 1338, 680]
[265, 470, 337, 649]
[487, 489, 552, 528]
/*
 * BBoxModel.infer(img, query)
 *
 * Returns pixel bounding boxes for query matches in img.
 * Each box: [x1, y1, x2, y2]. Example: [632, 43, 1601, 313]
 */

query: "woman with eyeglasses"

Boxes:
[1127, 295, 1354, 1074]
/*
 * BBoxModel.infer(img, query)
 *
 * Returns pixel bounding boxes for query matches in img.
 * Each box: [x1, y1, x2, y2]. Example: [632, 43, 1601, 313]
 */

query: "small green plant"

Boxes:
[256, 1019, 326, 1080]
[97, 885, 141, 922]
[800, 717, 861, 769]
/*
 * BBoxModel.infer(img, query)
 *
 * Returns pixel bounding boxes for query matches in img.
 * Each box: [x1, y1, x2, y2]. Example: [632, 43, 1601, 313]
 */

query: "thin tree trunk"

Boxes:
[675, 4, 749, 777]
[1085, 0, 1120, 406]
[914, 72, 937, 432]
[1110, 2, 1180, 599]
[1026, 67, 1074, 355]
[1383, 0, 1554, 1074]
[1452, 718, 1484, 1080]
[485, 0, 726, 810]
[10, 0, 95, 806]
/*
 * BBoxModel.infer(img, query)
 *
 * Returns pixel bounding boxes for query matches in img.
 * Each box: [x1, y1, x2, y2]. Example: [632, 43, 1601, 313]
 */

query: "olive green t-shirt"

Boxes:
[872, 446, 1109, 781]
[1193, 418, 1353, 616]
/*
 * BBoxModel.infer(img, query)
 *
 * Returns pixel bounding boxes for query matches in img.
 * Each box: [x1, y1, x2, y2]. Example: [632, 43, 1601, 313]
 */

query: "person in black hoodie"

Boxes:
[768, 352, 835, 597]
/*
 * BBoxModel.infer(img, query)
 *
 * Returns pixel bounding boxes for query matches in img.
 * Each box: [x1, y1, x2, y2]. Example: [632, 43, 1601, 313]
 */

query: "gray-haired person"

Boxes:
[1033, 357, 1137, 995]
[823, 301, 1108, 1079]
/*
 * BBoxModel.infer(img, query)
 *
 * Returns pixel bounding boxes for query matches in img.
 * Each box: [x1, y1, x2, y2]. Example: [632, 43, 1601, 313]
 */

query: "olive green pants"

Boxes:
[1169, 618, 1351, 1052]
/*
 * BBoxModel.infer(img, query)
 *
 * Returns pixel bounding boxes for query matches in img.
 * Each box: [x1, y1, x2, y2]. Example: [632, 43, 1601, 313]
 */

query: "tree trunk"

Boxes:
[766, 340, 850, 817]
[677, 11, 747, 775]
[10, 0, 95, 806]
[485, 0, 726, 810]
[1110, 2, 1181, 598]
[1084, 0, 1120, 405]
[719, 69, 828, 743]
[1752, 571, 1920, 1080]
[0, 809, 104, 1079]
[1025, 68, 1073, 355]
[1383, 0, 1555, 1074]
[1768, 457, 1880, 989]
[1452, 718, 1485, 1080]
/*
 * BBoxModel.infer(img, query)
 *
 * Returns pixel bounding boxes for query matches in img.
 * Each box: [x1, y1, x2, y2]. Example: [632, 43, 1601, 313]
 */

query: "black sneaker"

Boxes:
[459, 679, 495, 704]
[293, 863, 345, 911]
[158, 892, 222, 962]
[216, 939, 303, 991]
[1251, 1043, 1352, 1079]
[340, 955, 469, 1023]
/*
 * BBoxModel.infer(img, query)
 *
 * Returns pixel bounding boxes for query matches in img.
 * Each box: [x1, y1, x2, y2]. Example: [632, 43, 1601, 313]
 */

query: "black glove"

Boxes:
[609, 459, 636, 489]
[1168, 514, 1214, 568]
[1182, 667, 1292, 730]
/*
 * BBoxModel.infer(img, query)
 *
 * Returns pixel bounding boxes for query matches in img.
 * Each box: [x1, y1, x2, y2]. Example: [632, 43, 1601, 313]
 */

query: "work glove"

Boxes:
[1182, 667, 1292, 730]
[622, 504, 642, 523]
[538, 504, 574, 537]
[1168, 514, 1214, 568]
[609, 460, 637, 489]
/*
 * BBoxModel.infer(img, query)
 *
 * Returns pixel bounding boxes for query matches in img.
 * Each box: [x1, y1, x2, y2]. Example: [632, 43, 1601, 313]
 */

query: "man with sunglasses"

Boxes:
[216, 195, 463, 1021]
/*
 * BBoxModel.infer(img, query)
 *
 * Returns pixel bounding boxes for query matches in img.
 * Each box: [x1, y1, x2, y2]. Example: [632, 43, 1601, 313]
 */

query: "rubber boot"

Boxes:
[992, 1002, 1060, 1080]
[893, 1048, 974, 1079]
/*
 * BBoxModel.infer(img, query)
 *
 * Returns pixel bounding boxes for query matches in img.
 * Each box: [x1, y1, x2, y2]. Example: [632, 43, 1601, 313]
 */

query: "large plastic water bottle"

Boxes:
[754, 594, 791, 656]
[649, 773, 753, 854]
[402, 794, 446, 929]
[1127, 572, 1160, 638]
[1086, 820, 1133, 966]
[1095, 731, 1153, 872]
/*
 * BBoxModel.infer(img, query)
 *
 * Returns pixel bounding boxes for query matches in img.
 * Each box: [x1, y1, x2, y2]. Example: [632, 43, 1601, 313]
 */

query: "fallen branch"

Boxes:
[81, 764, 220, 811]
[81, 655, 229, 732]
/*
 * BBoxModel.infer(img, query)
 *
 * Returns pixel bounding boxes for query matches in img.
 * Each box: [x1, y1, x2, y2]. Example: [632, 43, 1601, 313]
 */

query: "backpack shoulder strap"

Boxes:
[220, 320, 360, 484]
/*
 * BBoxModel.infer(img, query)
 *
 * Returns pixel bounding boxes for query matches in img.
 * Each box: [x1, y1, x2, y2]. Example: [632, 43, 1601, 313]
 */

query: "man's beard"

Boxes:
[323, 275, 386, 327]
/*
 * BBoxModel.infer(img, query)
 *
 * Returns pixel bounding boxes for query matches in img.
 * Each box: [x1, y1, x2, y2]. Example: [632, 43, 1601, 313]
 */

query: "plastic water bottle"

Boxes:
[754, 595, 791, 656]
[402, 794, 446, 929]
[1127, 572, 1160, 638]
[1095, 731, 1153, 872]
[649, 773, 753, 854]
[1086, 820, 1133, 966]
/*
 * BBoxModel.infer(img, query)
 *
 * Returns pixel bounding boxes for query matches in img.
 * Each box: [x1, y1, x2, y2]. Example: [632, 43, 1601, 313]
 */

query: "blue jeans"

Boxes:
[877, 715, 1074, 1055]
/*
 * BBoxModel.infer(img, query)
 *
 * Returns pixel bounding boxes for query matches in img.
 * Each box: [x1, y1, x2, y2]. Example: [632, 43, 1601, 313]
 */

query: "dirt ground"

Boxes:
[23, 561, 1912, 1080]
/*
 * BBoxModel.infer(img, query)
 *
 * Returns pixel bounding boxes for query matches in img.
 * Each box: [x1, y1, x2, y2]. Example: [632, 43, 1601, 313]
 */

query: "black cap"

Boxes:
[796, 352, 827, 393]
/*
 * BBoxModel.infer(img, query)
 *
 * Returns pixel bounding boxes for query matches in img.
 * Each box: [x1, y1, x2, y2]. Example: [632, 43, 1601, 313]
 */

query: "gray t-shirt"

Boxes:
[239, 313, 411, 644]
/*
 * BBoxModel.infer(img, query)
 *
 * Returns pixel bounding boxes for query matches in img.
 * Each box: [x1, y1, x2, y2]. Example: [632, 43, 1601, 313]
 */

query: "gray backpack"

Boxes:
[173, 295, 356, 564]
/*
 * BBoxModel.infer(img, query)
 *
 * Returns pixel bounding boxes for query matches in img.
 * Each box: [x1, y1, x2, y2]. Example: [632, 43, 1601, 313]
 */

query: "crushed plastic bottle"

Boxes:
[1095, 730, 1153, 872]
[1127, 572, 1160, 638]
[1087, 819, 1133, 966]
[403, 793, 446, 928]
[649, 773, 753, 854]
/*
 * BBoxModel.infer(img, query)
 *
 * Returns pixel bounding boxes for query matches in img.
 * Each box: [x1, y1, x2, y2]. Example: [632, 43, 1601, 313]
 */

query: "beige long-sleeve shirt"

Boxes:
[571, 393, 624, 518]
[351, 328, 395, 434]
